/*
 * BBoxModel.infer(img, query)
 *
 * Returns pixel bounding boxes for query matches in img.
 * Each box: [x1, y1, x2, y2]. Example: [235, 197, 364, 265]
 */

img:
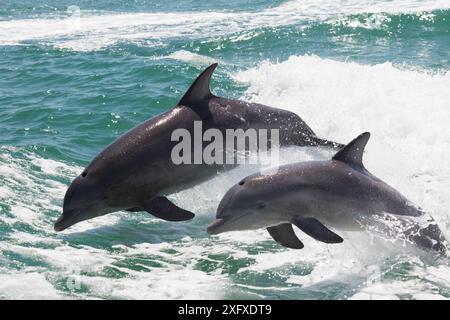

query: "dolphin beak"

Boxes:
[54, 214, 69, 232]
[54, 211, 76, 232]
[54, 216, 67, 232]
[207, 218, 226, 235]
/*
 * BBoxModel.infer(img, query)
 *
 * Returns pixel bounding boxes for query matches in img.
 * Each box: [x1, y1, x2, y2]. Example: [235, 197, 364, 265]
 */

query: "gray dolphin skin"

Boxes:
[55, 63, 342, 231]
[208, 132, 448, 254]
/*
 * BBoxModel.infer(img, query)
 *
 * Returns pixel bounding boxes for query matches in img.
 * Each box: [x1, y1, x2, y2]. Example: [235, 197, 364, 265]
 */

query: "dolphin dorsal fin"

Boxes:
[178, 63, 218, 106]
[332, 132, 370, 169]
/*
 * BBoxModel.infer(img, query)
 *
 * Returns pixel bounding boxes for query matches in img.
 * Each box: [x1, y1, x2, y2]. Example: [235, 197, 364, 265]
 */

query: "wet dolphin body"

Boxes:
[55, 63, 343, 231]
[208, 132, 448, 254]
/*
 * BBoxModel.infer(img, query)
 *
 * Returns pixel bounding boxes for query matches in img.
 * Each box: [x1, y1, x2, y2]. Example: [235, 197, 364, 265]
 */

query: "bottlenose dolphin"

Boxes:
[208, 132, 448, 254]
[55, 63, 342, 231]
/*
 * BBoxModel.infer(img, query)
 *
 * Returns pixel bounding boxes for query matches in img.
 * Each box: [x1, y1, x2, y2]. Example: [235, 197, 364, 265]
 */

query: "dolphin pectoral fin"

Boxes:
[292, 217, 343, 244]
[141, 196, 195, 222]
[267, 223, 304, 249]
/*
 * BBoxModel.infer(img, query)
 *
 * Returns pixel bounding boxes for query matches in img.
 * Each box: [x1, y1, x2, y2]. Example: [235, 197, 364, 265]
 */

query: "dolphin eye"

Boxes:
[238, 180, 245, 186]
[81, 171, 88, 177]
[257, 202, 266, 209]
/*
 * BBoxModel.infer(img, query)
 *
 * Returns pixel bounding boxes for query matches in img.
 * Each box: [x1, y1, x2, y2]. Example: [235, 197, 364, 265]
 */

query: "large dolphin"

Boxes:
[55, 63, 342, 231]
[208, 132, 448, 254]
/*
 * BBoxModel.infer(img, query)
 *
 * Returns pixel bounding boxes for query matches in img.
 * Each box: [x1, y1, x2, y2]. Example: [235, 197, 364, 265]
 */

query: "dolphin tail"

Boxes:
[356, 213, 448, 256]
[407, 222, 448, 256]
[310, 136, 345, 150]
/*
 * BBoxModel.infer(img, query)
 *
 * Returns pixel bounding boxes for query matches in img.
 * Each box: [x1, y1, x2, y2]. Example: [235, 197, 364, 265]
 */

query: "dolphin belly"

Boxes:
[291, 189, 369, 231]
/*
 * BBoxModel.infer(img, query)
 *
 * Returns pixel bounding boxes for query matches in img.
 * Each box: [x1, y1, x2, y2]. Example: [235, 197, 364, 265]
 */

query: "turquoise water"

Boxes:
[1, 0, 450, 299]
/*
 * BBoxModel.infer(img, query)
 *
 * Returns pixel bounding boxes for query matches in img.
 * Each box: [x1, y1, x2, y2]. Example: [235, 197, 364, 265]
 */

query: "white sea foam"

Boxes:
[0, 0, 449, 51]
[276, 0, 450, 17]
[0, 272, 63, 300]
[165, 50, 223, 65]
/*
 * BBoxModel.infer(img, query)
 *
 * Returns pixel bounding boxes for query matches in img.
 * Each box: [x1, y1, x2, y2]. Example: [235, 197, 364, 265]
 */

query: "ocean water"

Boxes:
[1, 0, 450, 300]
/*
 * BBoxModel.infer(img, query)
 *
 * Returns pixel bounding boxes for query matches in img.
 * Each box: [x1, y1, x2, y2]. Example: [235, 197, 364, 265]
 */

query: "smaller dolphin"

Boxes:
[208, 132, 448, 254]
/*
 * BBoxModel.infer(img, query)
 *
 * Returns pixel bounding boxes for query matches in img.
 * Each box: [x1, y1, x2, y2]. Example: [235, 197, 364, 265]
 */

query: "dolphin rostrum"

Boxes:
[207, 132, 448, 254]
[55, 63, 342, 231]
